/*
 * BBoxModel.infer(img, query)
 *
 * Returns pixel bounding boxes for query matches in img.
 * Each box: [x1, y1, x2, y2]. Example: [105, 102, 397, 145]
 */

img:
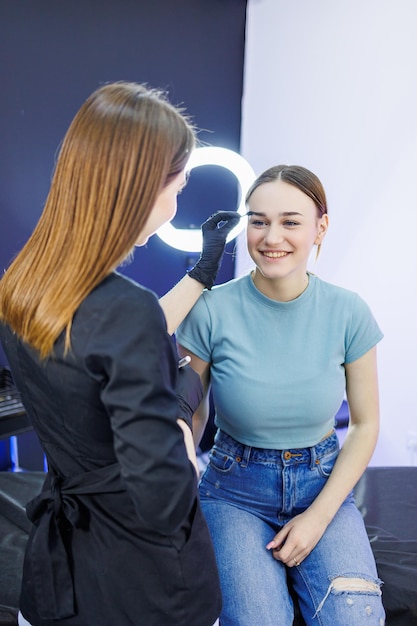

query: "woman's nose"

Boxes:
[264, 224, 285, 245]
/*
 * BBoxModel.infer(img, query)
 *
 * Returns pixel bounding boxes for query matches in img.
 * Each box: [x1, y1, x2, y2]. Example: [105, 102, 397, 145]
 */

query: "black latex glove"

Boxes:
[176, 364, 203, 431]
[187, 210, 241, 289]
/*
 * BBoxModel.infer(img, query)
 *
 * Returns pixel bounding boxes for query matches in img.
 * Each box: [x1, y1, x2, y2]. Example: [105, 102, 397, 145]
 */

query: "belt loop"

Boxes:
[309, 443, 317, 470]
[241, 444, 251, 468]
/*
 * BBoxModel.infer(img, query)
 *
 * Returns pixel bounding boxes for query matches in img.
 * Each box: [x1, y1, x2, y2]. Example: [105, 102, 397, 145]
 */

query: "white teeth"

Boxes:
[262, 251, 287, 258]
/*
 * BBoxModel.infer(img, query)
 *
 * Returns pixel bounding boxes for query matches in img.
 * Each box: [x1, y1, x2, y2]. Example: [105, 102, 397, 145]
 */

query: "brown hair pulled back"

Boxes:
[246, 164, 327, 216]
[245, 164, 327, 258]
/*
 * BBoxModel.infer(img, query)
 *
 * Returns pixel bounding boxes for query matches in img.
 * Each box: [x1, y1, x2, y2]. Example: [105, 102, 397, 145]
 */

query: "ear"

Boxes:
[314, 213, 329, 245]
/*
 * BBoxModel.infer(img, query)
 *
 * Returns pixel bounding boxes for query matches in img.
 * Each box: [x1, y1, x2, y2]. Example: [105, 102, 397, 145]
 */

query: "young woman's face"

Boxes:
[135, 169, 188, 246]
[246, 179, 328, 281]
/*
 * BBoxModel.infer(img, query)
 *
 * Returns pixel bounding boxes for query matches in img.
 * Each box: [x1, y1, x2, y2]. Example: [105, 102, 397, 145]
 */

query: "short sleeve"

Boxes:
[345, 294, 384, 364]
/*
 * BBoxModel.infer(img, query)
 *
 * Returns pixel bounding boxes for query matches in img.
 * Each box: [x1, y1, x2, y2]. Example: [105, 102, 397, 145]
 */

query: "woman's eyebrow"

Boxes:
[247, 210, 303, 217]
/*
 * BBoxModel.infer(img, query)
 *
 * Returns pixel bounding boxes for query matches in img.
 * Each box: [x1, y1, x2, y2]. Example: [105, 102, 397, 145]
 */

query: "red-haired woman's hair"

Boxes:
[0, 82, 195, 358]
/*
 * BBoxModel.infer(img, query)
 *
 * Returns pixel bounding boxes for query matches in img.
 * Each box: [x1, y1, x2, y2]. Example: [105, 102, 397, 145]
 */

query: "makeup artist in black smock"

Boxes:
[0, 81, 239, 626]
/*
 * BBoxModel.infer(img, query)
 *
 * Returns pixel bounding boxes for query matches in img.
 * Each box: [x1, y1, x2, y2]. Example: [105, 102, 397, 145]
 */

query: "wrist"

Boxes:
[184, 273, 205, 291]
[187, 264, 216, 290]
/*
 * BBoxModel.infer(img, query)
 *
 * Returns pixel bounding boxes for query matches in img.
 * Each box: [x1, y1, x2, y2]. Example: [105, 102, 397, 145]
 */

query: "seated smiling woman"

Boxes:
[177, 164, 386, 626]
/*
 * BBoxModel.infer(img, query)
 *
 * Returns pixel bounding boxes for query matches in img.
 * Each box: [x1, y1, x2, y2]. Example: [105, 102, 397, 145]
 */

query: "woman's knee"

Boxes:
[314, 574, 385, 625]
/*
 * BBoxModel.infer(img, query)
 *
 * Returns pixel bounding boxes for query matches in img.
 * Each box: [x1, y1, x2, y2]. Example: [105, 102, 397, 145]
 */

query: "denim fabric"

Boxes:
[199, 429, 385, 626]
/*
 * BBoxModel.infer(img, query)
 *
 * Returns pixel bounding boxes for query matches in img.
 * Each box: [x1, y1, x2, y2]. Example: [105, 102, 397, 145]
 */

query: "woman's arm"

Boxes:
[158, 211, 240, 335]
[96, 290, 198, 535]
[309, 346, 380, 520]
[268, 347, 380, 565]
[177, 418, 199, 476]
[160, 275, 204, 336]
[177, 346, 211, 448]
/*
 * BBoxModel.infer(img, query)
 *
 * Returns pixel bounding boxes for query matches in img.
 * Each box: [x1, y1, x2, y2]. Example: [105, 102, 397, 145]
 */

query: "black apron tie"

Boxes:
[25, 462, 123, 620]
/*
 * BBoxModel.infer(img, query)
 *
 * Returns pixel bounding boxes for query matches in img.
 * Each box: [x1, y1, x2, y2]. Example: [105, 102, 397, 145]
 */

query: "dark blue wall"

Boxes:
[0, 0, 247, 363]
[0, 0, 247, 467]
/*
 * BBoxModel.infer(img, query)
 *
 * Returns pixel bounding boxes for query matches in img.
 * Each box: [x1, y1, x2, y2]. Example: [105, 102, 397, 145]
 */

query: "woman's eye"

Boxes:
[249, 219, 268, 227]
[283, 220, 299, 227]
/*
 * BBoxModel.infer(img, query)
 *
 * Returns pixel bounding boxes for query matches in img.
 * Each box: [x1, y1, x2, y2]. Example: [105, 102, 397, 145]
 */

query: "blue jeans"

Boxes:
[199, 430, 385, 626]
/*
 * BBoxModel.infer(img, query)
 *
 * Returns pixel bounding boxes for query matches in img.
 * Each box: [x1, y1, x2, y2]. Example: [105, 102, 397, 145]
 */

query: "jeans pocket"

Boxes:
[314, 445, 339, 478]
[207, 447, 235, 473]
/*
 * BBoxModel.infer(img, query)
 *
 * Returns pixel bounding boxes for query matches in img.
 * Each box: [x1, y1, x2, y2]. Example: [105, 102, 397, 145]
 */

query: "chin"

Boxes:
[135, 236, 149, 247]
[257, 265, 288, 280]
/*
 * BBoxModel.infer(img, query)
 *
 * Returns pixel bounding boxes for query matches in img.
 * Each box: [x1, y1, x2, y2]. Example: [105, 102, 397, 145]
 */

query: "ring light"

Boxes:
[156, 147, 256, 252]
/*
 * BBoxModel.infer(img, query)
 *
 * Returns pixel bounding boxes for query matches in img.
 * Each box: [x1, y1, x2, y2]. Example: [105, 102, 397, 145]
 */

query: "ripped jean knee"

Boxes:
[313, 574, 385, 625]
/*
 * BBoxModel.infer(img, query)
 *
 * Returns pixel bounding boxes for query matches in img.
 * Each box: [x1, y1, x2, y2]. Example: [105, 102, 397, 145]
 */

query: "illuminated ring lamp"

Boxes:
[156, 146, 256, 252]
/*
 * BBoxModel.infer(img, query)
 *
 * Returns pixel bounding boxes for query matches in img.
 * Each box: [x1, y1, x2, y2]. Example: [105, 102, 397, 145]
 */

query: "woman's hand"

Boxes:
[159, 211, 240, 334]
[177, 419, 199, 477]
[266, 508, 329, 567]
[175, 364, 203, 430]
[188, 211, 241, 289]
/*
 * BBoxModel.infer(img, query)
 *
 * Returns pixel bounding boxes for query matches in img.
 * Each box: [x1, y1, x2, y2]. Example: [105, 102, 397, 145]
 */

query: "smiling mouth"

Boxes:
[262, 251, 289, 258]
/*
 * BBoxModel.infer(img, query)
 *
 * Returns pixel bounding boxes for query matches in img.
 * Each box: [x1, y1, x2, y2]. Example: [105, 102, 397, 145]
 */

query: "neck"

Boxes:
[252, 270, 309, 302]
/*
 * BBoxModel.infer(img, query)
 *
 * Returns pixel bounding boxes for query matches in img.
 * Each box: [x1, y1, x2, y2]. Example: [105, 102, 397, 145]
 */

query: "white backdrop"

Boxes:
[238, 0, 417, 466]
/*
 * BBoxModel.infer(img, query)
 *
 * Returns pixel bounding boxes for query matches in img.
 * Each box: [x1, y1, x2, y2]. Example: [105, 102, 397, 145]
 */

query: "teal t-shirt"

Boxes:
[176, 273, 383, 449]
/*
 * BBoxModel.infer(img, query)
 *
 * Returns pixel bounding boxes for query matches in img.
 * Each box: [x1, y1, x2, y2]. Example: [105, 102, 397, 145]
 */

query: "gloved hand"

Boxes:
[176, 364, 203, 431]
[187, 210, 241, 289]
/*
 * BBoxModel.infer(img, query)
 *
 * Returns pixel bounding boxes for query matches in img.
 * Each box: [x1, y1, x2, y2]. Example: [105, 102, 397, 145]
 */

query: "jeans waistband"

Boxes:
[213, 429, 339, 468]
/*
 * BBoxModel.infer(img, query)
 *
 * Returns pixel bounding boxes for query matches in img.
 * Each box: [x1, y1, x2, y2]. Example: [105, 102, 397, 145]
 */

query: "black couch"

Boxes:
[1, 468, 416, 625]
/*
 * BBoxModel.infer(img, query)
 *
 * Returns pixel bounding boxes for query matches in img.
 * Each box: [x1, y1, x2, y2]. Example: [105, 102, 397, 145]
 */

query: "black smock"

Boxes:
[0, 272, 221, 626]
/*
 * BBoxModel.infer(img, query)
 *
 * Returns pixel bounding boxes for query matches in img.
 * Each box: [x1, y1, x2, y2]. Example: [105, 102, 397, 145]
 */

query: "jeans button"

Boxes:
[284, 451, 292, 460]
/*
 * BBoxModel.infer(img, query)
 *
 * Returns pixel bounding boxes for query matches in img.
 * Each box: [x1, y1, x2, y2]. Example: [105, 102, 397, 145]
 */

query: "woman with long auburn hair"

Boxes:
[0, 81, 239, 626]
